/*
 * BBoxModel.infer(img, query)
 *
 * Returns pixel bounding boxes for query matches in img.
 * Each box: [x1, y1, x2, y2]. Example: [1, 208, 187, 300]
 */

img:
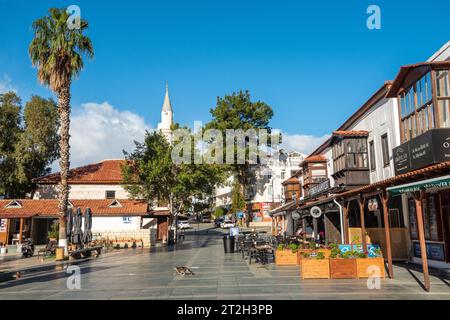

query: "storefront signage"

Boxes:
[387, 175, 450, 196]
[310, 206, 322, 218]
[122, 217, 132, 224]
[0, 219, 7, 232]
[393, 128, 450, 175]
[309, 179, 330, 198]
[413, 241, 446, 261]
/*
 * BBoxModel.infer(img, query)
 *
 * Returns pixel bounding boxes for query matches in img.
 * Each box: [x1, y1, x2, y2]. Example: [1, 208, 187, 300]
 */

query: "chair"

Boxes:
[241, 240, 254, 259]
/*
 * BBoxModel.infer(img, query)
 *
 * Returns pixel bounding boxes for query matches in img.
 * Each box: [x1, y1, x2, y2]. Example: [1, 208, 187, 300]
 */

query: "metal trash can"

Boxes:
[223, 235, 235, 254]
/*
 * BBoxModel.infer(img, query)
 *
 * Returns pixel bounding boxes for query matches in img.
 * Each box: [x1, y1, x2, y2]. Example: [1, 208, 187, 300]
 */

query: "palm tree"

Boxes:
[29, 8, 94, 252]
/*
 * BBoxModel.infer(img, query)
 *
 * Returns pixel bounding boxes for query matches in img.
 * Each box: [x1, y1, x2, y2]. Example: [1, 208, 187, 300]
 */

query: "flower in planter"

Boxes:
[289, 243, 299, 253]
[302, 251, 325, 260]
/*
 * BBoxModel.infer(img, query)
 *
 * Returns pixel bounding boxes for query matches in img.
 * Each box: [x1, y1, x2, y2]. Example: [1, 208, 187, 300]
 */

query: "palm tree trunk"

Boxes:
[57, 85, 71, 254]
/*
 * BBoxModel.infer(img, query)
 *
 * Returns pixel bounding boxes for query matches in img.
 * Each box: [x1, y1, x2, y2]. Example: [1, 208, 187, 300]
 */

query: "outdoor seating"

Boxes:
[37, 239, 57, 257]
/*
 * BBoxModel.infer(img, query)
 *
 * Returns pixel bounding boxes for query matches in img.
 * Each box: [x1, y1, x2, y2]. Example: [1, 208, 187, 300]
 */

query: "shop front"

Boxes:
[387, 175, 450, 267]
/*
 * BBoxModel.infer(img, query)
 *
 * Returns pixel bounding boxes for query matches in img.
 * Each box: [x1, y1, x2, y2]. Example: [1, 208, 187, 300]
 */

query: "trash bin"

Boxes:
[55, 247, 65, 261]
[223, 235, 235, 254]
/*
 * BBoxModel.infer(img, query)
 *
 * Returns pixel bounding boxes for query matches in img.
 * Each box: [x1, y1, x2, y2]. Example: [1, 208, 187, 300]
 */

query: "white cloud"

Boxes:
[281, 132, 330, 155]
[0, 74, 17, 94]
[52, 102, 152, 169]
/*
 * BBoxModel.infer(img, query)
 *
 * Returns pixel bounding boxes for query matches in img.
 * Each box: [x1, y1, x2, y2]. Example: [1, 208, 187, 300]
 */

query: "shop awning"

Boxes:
[269, 201, 297, 216]
[386, 175, 450, 196]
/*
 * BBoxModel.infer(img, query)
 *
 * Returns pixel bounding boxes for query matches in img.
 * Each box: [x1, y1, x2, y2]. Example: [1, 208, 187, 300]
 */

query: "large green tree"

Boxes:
[205, 90, 274, 226]
[29, 7, 94, 250]
[14, 95, 59, 194]
[122, 129, 226, 241]
[0, 92, 22, 197]
[0, 93, 59, 198]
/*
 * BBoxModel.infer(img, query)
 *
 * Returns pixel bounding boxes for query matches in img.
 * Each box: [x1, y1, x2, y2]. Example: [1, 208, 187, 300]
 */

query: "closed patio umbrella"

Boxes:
[66, 208, 73, 243]
[83, 208, 92, 244]
[72, 208, 83, 245]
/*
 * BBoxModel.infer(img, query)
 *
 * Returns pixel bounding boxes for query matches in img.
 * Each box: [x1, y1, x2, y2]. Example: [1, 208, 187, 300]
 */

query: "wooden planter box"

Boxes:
[297, 249, 332, 264]
[356, 258, 385, 279]
[301, 258, 330, 279]
[330, 258, 357, 279]
[275, 250, 298, 266]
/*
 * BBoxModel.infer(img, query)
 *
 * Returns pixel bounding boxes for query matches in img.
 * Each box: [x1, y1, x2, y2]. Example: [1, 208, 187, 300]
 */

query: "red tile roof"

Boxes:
[300, 154, 327, 166]
[282, 176, 299, 186]
[33, 160, 127, 184]
[0, 199, 149, 219]
[332, 130, 369, 137]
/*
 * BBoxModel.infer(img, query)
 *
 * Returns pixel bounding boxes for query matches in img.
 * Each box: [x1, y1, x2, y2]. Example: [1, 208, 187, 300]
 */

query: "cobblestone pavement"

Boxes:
[0, 226, 449, 300]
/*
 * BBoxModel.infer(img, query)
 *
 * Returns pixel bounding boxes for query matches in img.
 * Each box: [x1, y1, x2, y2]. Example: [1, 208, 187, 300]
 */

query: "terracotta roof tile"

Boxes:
[282, 176, 299, 185]
[332, 130, 369, 137]
[301, 154, 327, 166]
[0, 199, 149, 219]
[33, 160, 127, 184]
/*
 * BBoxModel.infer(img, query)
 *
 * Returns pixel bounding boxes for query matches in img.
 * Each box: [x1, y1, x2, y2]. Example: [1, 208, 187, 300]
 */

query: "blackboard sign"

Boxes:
[413, 241, 446, 262]
[393, 128, 450, 175]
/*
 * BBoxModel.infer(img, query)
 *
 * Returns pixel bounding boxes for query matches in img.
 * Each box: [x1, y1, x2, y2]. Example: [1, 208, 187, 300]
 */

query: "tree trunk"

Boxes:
[57, 84, 71, 255]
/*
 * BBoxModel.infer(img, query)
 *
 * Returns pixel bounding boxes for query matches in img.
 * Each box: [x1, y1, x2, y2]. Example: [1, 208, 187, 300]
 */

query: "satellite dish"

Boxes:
[310, 206, 322, 219]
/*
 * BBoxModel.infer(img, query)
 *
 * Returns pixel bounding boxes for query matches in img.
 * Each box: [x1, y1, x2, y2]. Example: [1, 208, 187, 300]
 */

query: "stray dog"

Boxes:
[174, 266, 195, 276]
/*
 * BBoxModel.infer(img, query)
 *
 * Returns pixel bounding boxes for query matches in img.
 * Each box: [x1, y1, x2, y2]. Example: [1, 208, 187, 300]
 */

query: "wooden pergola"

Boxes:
[338, 161, 450, 291]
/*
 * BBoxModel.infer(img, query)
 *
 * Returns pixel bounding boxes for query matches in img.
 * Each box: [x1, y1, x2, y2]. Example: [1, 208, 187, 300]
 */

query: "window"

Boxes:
[281, 172, 285, 180]
[399, 72, 435, 142]
[381, 134, 389, 167]
[408, 194, 444, 241]
[436, 70, 450, 128]
[369, 140, 376, 171]
[332, 137, 368, 172]
[105, 190, 116, 199]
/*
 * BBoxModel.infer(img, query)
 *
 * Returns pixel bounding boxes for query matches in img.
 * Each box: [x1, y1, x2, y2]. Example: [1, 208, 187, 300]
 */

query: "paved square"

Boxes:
[0, 227, 449, 300]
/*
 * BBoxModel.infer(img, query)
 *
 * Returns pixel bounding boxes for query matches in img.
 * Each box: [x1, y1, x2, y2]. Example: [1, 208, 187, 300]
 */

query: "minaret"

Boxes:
[157, 82, 173, 143]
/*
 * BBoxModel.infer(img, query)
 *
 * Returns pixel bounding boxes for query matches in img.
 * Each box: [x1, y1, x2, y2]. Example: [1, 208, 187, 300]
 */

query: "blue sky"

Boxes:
[1, 0, 449, 165]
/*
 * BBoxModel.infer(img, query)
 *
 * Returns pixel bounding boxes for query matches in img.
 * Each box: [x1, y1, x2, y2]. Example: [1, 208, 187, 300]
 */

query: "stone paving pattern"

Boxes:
[0, 226, 449, 300]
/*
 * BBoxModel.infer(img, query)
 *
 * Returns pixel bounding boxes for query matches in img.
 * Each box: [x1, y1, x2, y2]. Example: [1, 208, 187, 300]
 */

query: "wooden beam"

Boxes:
[19, 218, 24, 244]
[343, 201, 349, 243]
[358, 195, 367, 253]
[414, 191, 430, 291]
[381, 190, 394, 279]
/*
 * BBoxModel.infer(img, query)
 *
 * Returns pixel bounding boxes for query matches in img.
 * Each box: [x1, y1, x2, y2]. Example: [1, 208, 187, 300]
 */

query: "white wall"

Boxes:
[89, 216, 142, 232]
[34, 184, 130, 200]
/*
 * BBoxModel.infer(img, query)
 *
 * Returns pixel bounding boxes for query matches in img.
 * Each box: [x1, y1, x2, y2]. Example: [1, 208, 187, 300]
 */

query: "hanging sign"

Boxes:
[387, 175, 450, 196]
[310, 206, 322, 219]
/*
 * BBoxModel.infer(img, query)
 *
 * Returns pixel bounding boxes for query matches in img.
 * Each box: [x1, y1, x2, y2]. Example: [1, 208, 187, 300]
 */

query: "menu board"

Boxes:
[413, 241, 446, 261]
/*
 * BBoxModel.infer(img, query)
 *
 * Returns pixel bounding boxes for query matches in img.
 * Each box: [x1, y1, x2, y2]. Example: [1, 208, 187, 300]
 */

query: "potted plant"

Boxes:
[356, 248, 385, 279]
[329, 244, 358, 279]
[275, 243, 299, 266]
[47, 221, 59, 241]
[300, 250, 330, 279]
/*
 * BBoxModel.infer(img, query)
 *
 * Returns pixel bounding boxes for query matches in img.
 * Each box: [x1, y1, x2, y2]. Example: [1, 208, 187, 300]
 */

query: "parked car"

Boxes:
[221, 220, 235, 229]
[177, 221, 191, 229]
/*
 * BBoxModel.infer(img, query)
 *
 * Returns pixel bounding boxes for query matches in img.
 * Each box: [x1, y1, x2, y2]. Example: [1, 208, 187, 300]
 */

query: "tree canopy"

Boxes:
[0, 92, 59, 198]
[122, 129, 226, 215]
